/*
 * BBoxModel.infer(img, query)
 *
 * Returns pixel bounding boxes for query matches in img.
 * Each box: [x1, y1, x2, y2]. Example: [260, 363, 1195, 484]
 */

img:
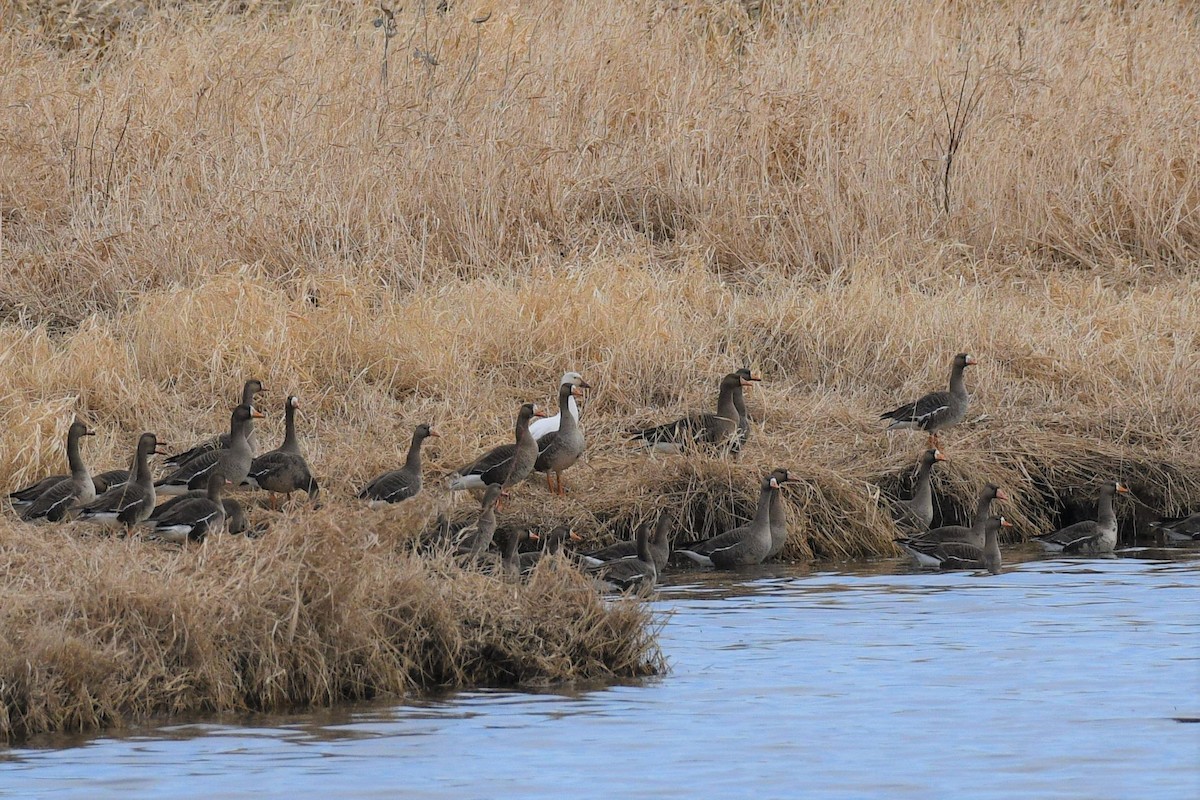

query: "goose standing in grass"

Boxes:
[677, 473, 780, 568]
[534, 382, 587, 495]
[907, 483, 1009, 552]
[1150, 513, 1200, 543]
[144, 471, 228, 544]
[457, 484, 506, 560]
[156, 405, 263, 496]
[897, 516, 1010, 574]
[529, 371, 590, 442]
[9, 420, 95, 509]
[581, 510, 674, 571]
[629, 370, 759, 454]
[77, 433, 165, 532]
[1034, 480, 1129, 555]
[150, 487, 245, 535]
[450, 403, 546, 494]
[731, 367, 760, 453]
[243, 395, 319, 508]
[588, 519, 657, 592]
[893, 449, 946, 533]
[880, 353, 975, 448]
[520, 525, 582, 574]
[358, 423, 439, 506]
[164, 379, 265, 466]
[18, 421, 97, 522]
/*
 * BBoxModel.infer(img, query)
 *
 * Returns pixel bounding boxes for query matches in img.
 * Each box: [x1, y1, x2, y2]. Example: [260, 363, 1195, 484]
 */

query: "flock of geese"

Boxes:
[6, 354, 1197, 589]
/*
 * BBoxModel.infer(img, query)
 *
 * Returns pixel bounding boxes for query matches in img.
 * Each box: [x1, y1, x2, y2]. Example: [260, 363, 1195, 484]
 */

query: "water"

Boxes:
[3, 551, 1198, 799]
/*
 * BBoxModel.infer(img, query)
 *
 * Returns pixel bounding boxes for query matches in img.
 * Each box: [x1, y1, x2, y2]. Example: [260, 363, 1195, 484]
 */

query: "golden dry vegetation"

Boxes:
[1, 0, 1198, 740]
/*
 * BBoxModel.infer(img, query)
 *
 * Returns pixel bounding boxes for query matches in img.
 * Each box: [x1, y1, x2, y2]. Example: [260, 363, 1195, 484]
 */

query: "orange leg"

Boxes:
[555, 471, 566, 496]
[546, 473, 554, 494]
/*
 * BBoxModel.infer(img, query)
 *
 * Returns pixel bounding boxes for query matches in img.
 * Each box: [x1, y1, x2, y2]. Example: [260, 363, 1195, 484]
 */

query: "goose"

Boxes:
[880, 353, 975, 448]
[731, 368, 760, 453]
[629, 370, 759, 455]
[456, 484, 506, 560]
[765, 467, 797, 559]
[480, 526, 531, 580]
[91, 469, 130, 494]
[1149, 513, 1200, 543]
[893, 449, 946, 532]
[533, 382, 587, 495]
[144, 471, 229, 544]
[18, 421, 97, 522]
[897, 516, 1010, 574]
[529, 371, 590, 442]
[358, 424, 439, 506]
[243, 396, 318, 508]
[155, 405, 264, 496]
[163, 380, 265, 466]
[519, 525, 582, 574]
[9, 420, 95, 509]
[150, 489, 246, 536]
[77, 433, 165, 532]
[677, 473, 779, 568]
[449, 403, 546, 493]
[907, 483, 1009, 554]
[580, 510, 674, 570]
[588, 518, 657, 592]
[1034, 480, 1129, 555]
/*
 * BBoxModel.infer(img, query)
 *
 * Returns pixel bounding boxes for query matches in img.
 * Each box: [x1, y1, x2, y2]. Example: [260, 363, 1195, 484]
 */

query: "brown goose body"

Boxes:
[534, 383, 587, 494]
[145, 471, 228, 544]
[588, 520, 657, 592]
[359, 424, 439, 505]
[20, 421, 97, 523]
[581, 511, 674, 571]
[908, 484, 1009, 551]
[1150, 513, 1200, 543]
[244, 397, 318, 505]
[678, 474, 779, 568]
[457, 484, 506, 560]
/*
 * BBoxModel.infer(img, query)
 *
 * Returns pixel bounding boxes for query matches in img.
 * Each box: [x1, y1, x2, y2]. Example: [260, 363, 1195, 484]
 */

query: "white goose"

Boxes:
[529, 371, 590, 441]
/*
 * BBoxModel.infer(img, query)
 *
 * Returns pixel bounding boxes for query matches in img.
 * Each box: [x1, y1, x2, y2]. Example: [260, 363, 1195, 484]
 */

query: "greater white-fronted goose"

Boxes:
[534, 382, 587, 495]
[156, 405, 264, 496]
[732, 368, 760, 453]
[765, 467, 797, 559]
[581, 510, 674, 571]
[677, 473, 779, 568]
[588, 519, 657, 592]
[629, 370, 759, 455]
[222, 497, 248, 535]
[880, 353, 975, 448]
[243, 396, 318, 507]
[9, 420, 95, 509]
[150, 489, 245, 535]
[907, 483, 1009, 556]
[897, 516, 1010, 574]
[449, 403, 546, 493]
[519, 525, 582, 574]
[529, 372, 591, 442]
[457, 484, 506, 560]
[893, 449, 946, 532]
[1150, 513, 1200, 543]
[1034, 480, 1129, 555]
[18, 421, 97, 523]
[144, 471, 229, 544]
[480, 526, 531, 580]
[358, 423, 439, 506]
[78, 432, 165, 532]
[164, 379, 265, 466]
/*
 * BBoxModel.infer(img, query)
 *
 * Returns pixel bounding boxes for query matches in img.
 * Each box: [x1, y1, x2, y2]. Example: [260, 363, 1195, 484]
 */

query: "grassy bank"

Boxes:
[1, 0, 1198, 739]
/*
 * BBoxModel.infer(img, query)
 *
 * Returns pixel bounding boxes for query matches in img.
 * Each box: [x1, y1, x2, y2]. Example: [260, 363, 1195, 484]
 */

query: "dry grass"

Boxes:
[1, 0, 1199, 738]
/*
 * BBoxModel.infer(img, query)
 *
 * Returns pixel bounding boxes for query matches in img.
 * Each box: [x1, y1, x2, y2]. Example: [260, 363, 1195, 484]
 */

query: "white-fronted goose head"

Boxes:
[146, 470, 230, 544]
[629, 371, 751, 455]
[1035, 480, 1129, 555]
[79, 432, 167, 531]
[157, 404, 264, 496]
[449, 403, 546, 494]
[880, 352, 976, 448]
[163, 379, 265, 466]
[534, 383, 588, 495]
[19, 420, 98, 523]
[359, 423, 439, 506]
[530, 371, 592, 442]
